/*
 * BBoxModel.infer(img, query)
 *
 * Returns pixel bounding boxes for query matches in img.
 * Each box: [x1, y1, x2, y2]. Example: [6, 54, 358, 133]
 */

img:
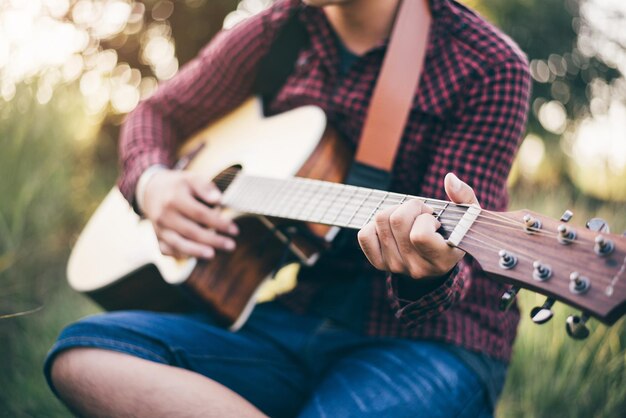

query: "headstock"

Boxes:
[457, 208, 626, 339]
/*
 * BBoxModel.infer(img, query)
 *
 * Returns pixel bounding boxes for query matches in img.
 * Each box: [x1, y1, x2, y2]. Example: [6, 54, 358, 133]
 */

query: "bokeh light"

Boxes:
[517, 134, 546, 180]
[0, 0, 625, 199]
[0, 0, 179, 117]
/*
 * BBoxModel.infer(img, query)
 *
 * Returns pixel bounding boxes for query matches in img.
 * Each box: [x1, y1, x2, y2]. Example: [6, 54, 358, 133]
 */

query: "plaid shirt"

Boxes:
[118, 0, 531, 361]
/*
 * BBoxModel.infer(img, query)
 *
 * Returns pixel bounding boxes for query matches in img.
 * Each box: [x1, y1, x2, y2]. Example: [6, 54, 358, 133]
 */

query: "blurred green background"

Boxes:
[0, 0, 625, 416]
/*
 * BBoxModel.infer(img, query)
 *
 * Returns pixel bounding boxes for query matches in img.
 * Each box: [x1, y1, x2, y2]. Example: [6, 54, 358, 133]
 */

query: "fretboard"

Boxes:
[221, 174, 468, 239]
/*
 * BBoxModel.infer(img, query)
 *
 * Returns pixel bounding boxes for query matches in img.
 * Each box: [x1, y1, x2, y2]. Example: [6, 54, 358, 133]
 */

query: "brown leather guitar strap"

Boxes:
[351, 0, 432, 182]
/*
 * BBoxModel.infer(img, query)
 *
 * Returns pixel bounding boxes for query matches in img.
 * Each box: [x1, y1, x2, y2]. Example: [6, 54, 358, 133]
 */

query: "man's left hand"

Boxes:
[357, 173, 479, 280]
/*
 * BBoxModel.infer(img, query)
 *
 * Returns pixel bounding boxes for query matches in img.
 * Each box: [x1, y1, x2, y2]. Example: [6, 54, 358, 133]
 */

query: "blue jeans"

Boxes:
[45, 302, 497, 417]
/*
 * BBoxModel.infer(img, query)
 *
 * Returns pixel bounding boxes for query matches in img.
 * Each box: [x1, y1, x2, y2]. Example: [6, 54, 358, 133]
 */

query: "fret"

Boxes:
[313, 182, 337, 221]
[307, 181, 332, 222]
[345, 188, 373, 229]
[280, 178, 305, 219]
[231, 175, 254, 211]
[288, 179, 310, 216]
[294, 179, 323, 221]
[289, 178, 315, 221]
[246, 177, 268, 213]
[377, 192, 406, 212]
[250, 177, 269, 212]
[292, 178, 320, 221]
[238, 176, 263, 213]
[439, 202, 467, 240]
[241, 176, 262, 212]
[314, 183, 343, 223]
[319, 184, 346, 223]
[397, 193, 408, 205]
[289, 178, 311, 220]
[322, 192, 354, 215]
[261, 177, 281, 216]
[275, 179, 299, 218]
[264, 178, 292, 217]
[278, 178, 300, 217]
[363, 191, 389, 226]
[327, 185, 358, 227]
[435, 202, 449, 221]
[223, 175, 458, 233]
[326, 185, 357, 227]
[221, 174, 244, 207]
[258, 177, 283, 214]
[334, 190, 363, 223]
[257, 178, 274, 216]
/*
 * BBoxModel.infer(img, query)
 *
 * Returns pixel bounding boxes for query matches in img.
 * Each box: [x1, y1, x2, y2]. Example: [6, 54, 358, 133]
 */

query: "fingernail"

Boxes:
[449, 173, 462, 192]
[229, 224, 239, 235]
[203, 248, 215, 259]
[424, 204, 434, 214]
[224, 240, 236, 251]
[207, 190, 221, 202]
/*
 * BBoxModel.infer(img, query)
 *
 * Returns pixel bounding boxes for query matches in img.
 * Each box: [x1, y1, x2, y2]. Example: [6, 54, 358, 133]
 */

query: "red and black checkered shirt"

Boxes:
[118, 0, 531, 361]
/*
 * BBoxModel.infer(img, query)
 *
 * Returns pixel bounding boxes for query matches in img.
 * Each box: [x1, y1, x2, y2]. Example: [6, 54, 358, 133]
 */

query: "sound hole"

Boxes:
[213, 165, 242, 192]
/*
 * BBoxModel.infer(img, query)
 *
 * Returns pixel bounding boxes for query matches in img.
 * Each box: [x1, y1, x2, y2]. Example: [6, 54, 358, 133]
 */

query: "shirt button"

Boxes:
[296, 55, 309, 67]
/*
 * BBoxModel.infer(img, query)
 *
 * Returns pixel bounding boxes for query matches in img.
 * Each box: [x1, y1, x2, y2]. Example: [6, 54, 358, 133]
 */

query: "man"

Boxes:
[45, 0, 531, 416]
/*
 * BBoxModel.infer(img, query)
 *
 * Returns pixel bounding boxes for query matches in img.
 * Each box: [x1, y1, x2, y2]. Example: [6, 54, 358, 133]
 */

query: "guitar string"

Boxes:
[220, 168, 623, 295]
[459, 226, 559, 264]
[230, 193, 590, 248]
[214, 172, 516, 228]
[462, 225, 612, 281]
[215, 174, 507, 226]
[216, 172, 617, 286]
[336, 207, 580, 246]
[214, 173, 494, 220]
[213, 174, 601, 246]
[221, 187, 594, 246]
[215, 172, 463, 211]
[222, 187, 592, 247]
[435, 217, 583, 245]
[448, 232, 620, 293]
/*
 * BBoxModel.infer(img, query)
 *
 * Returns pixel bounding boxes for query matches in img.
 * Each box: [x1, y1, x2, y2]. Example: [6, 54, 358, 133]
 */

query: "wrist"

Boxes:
[135, 164, 168, 215]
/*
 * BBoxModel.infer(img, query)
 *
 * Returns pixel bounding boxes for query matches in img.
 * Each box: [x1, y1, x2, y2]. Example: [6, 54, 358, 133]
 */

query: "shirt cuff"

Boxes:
[135, 164, 169, 215]
[386, 264, 465, 325]
[117, 149, 172, 214]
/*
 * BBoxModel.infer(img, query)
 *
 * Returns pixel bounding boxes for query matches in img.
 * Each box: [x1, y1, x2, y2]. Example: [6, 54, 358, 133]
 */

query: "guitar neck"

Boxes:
[222, 174, 626, 327]
[221, 173, 471, 240]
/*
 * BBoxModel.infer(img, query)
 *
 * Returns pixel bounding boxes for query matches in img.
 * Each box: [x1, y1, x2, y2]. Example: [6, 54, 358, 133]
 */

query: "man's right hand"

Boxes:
[142, 170, 239, 259]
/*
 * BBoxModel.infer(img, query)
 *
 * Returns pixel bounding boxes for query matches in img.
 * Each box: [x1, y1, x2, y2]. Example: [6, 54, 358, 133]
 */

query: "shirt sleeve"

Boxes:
[117, 3, 293, 207]
[386, 58, 531, 325]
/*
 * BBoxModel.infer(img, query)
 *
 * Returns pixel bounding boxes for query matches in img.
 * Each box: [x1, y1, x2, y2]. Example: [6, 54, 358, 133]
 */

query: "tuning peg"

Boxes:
[560, 210, 573, 222]
[557, 224, 577, 244]
[594, 235, 615, 256]
[569, 271, 591, 294]
[499, 286, 520, 311]
[498, 250, 518, 269]
[565, 312, 590, 340]
[586, 218, 610, 233]
[532, 261, 552, 281]
[530, 297, 555, 324]
[523, 214, 542, 232]
[585, 218, 614, 255]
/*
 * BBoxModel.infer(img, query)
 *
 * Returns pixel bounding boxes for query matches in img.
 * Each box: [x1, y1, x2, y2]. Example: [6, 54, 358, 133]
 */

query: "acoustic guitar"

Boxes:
[67, 97, 626, 337]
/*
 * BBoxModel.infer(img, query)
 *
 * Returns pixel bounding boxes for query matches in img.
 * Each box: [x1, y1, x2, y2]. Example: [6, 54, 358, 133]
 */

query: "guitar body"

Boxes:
[68, 98, 353, 329]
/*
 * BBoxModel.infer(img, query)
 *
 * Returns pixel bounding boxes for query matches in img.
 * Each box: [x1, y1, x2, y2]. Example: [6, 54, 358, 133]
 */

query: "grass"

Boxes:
[0, 85, 111, 416]
[1, 89, 625, 416]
